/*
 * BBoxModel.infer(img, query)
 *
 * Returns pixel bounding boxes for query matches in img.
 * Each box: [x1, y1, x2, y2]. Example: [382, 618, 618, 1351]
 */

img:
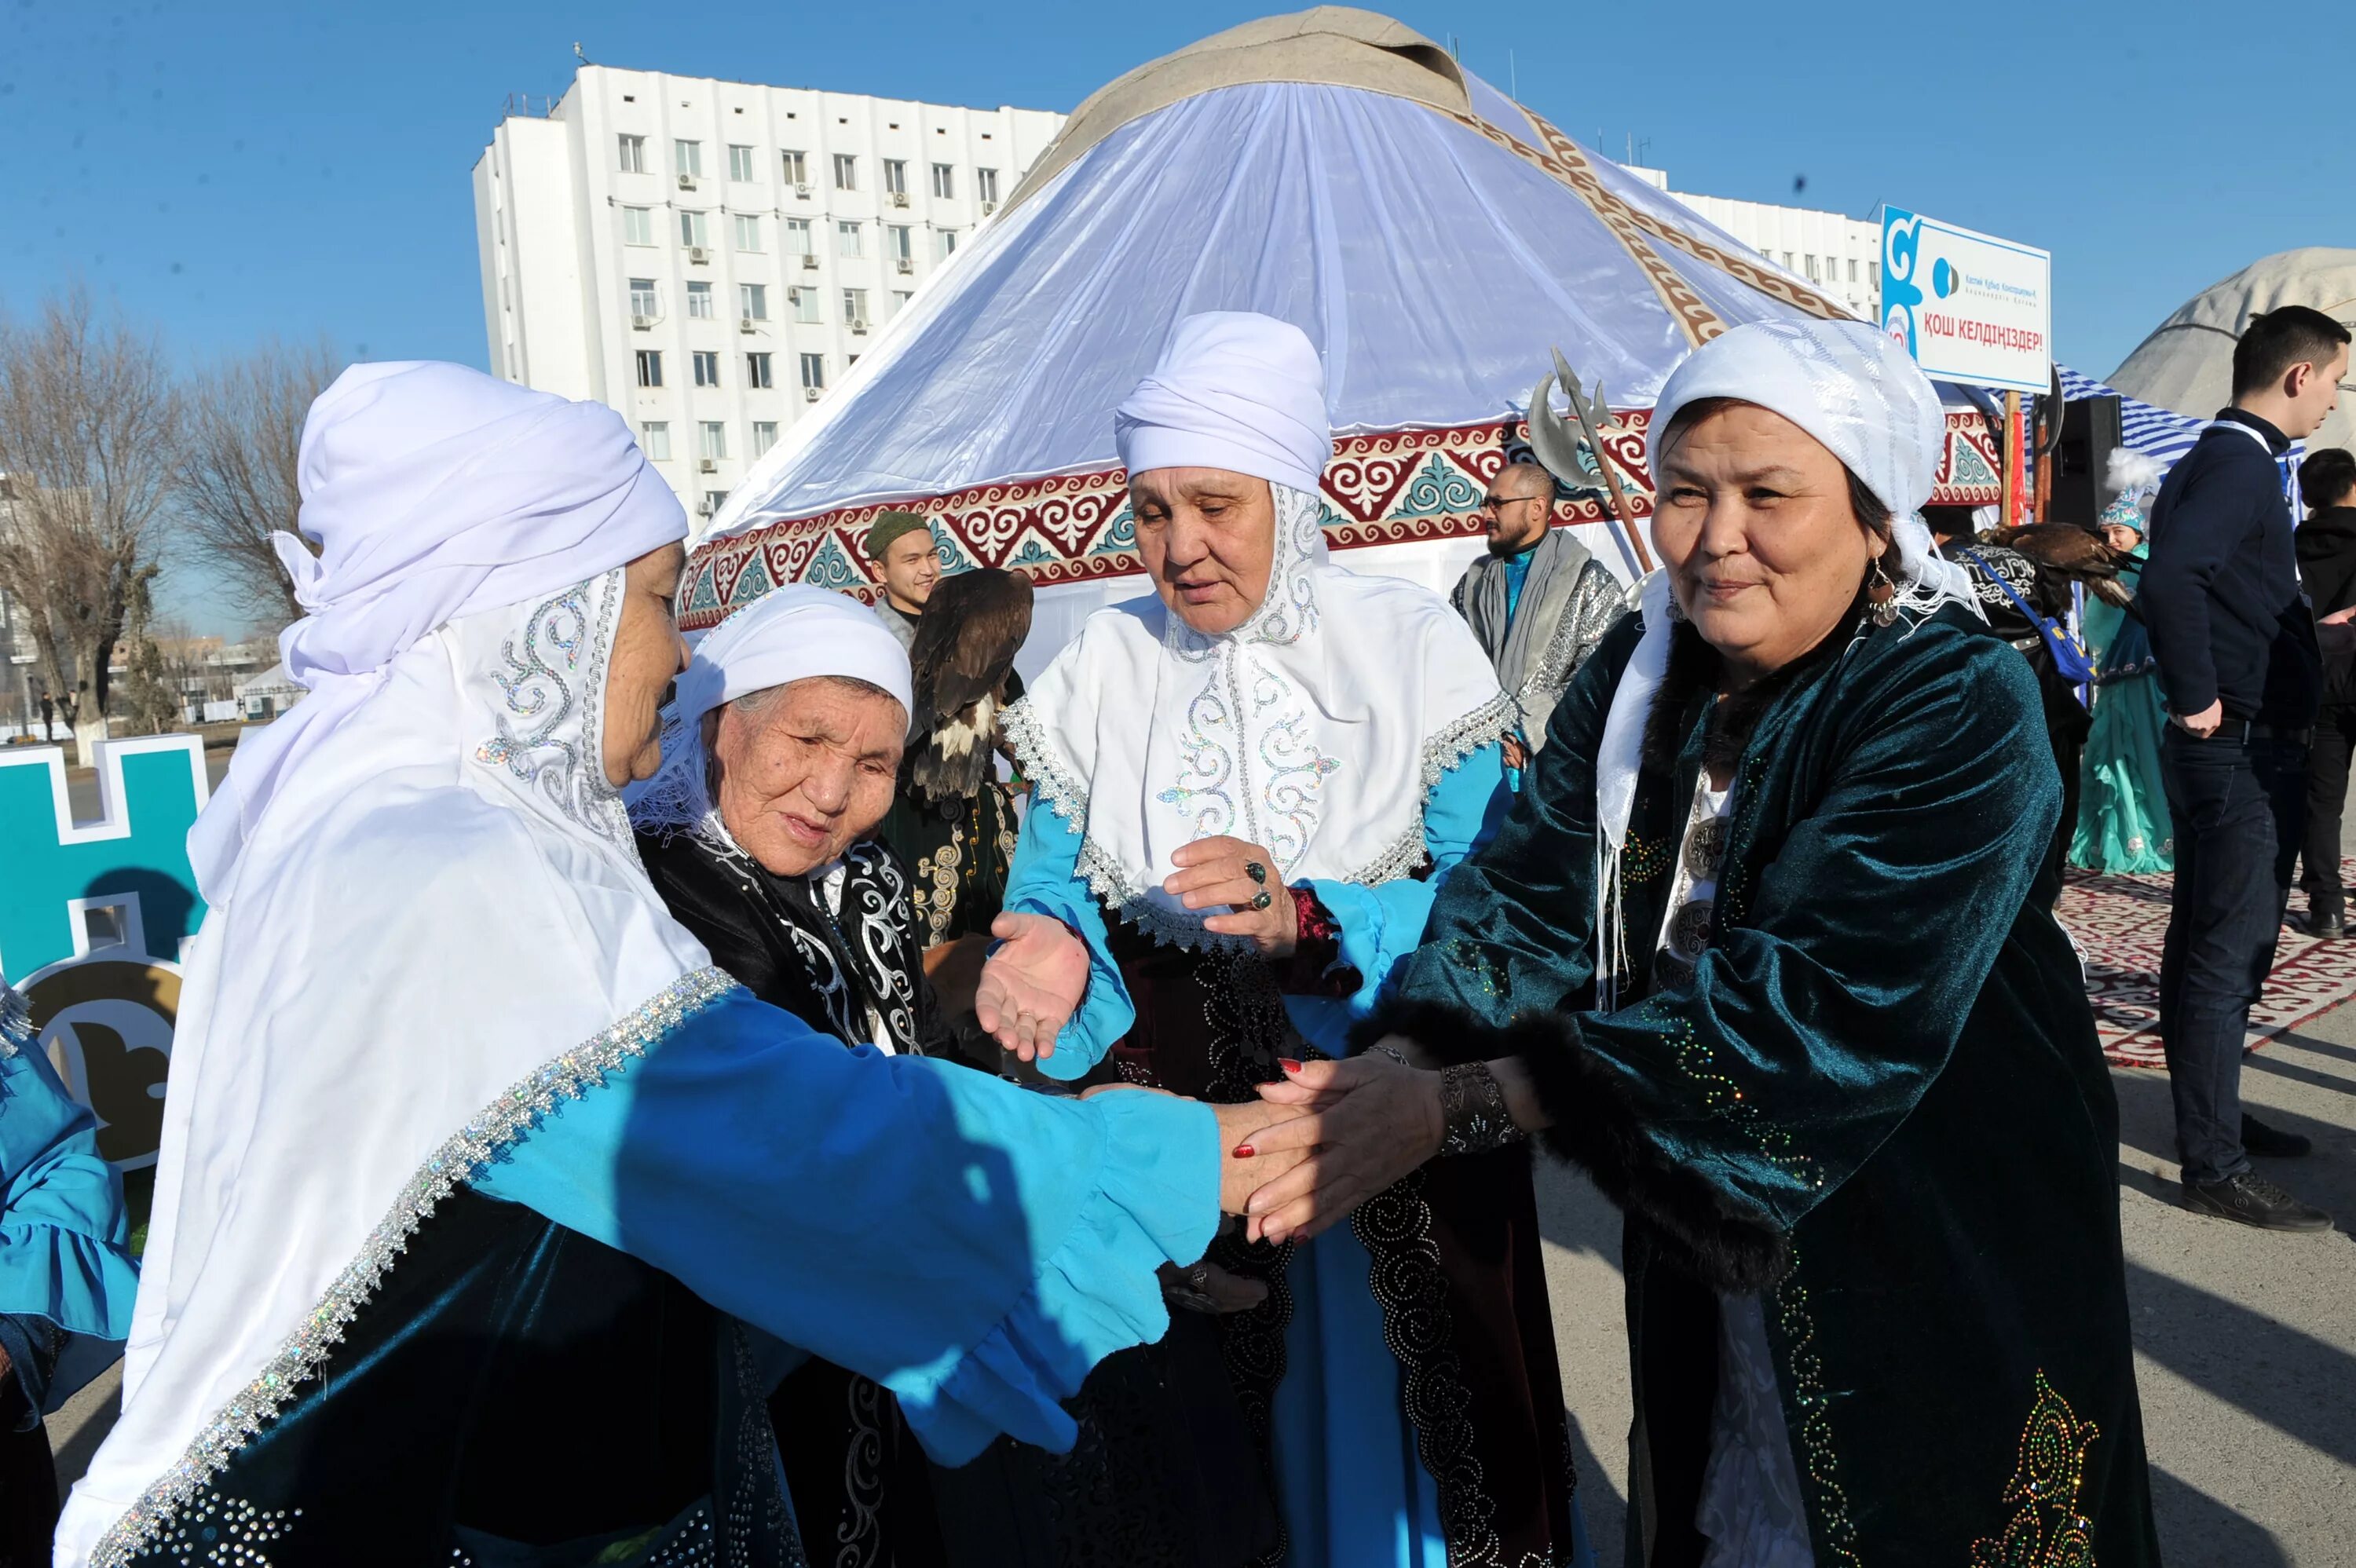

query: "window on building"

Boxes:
[734, 214, 763, 252]
[1848, 258, 1859, 283]
[791, 287, 821, 324]
[782, 150, 807, 185]
[883, 159, 907, 196]
[752, 420, 779, 457]
[693, 350, 721, 388]
[700, 421, 727, 459]
[837, 221, 863, 258]
[887, 225, 912, 264]
[1803, 254, 1820, 282]
[930, 163, 954, 199]
[675, 139, 703, 178]
[739, 282, 769, 321]
[703, 488, 729, 516]
[686, 280, 714, 320]
[832, 153, 857, 190]
[617, 133, 646, 174]
[1869, 261, 1881, 288]
[679, 210, 709, 249]
[727, 144, 757, 182]
[1782, 251, 1794, 269]
[799, 353, 825, 391]
[891, 289, 913, 316]
[936, 228, 958, 260]
[976, 167, 999, 203]
[623, 206, 655, 246]
[628, 277, 660, 318]
[640, 420, 671, 461]
[745, 352, 774, 389]
[785, 217, 813, 256]
[842, 287, 869, 327]
[635, 349, 663, 387]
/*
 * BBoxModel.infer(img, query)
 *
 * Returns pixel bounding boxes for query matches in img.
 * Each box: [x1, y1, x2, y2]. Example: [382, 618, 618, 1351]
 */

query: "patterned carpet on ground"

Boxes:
[2061, 860, 2356, 1068]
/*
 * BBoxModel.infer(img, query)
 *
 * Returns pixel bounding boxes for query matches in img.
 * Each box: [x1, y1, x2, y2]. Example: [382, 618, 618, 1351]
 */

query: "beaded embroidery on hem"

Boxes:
[86, 966, 742, 1568]
[1007, 693, 1515, 952]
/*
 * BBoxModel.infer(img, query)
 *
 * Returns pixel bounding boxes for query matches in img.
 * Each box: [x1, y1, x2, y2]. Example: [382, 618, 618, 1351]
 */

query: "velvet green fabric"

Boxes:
[1385, 604, 2160, 1568]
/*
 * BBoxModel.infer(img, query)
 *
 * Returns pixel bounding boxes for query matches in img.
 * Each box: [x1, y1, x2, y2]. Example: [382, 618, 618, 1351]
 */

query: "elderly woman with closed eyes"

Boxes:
[1245, 320, 2162, 1568]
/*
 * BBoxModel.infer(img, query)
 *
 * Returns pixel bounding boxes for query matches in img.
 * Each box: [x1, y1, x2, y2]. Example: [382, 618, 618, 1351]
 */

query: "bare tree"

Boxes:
[177, 336, 338, 632]
[0, 289, 181, 764]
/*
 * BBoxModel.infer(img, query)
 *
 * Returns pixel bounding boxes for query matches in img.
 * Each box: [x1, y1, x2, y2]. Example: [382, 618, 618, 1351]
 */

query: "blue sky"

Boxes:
[3, 0, 2349, 630]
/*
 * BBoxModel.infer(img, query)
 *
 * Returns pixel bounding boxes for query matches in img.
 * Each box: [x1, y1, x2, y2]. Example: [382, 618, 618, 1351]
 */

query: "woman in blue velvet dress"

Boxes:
[54, 364, 1295, 1566]
[0, 974, 140, 1562]
[975, 314, 1590, 1568]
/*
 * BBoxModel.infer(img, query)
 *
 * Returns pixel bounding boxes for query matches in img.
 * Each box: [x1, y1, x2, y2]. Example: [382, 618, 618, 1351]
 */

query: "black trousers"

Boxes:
[2157, 728, 2307, 1183]
[2297, 703, 2356, 922]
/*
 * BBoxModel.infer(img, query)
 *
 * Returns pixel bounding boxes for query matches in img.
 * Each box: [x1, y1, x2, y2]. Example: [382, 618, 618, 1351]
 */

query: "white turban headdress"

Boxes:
[628, 584, 916, 845]
[1114, 312, 1331, 493]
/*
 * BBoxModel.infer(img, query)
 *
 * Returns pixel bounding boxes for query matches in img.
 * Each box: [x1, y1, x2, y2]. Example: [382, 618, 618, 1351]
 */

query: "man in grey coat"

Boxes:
[1451, 461, 1626, 768]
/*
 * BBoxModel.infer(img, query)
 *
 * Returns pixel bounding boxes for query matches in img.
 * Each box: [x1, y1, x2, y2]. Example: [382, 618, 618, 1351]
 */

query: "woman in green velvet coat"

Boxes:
[1240, 320, 2160, 1568]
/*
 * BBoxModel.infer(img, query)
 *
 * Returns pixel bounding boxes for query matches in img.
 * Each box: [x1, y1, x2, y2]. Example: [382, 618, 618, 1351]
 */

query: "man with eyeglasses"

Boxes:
[1450, 460, 1626, 771]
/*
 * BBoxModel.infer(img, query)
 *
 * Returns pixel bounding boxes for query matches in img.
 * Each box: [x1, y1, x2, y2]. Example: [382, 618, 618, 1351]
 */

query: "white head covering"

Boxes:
[188, 361, 688, 899]
[1114, 313, 1331, 495]
[1009, 316, 1511, 949]
[59, 367, 726, 1563]
[1586, 319, 1981, 1007]
[627, 583, 915, 846]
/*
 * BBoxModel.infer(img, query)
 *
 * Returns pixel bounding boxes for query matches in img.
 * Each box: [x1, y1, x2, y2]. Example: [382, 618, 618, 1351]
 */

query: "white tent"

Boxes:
[686, 7, 2007, 668]
[234, 663, 305, 719]
[2109, 248, 2356, 455]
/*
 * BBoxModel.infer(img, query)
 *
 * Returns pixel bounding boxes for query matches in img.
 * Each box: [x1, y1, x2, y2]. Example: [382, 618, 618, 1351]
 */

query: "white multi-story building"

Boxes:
[472, 67, 1065, 517]
[1626, 166, 1884, 324]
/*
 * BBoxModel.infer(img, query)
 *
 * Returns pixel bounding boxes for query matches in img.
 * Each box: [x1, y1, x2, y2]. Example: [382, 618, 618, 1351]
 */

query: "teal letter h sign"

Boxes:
[0, 736, 210, 978]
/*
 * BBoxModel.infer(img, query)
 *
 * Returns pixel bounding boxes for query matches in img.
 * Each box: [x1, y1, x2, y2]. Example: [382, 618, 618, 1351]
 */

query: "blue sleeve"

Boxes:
[1309, 742, 1509, 1012]
[474, 988, 1216, 1464]
[1002, 800, 1136, 1082]
[0, 1045, 140, 1417]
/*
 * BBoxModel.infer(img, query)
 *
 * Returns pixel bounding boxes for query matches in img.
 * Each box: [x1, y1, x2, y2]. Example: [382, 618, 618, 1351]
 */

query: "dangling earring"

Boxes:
[1868, 559, 1899, 627]
[1665, 590, 1688, 624]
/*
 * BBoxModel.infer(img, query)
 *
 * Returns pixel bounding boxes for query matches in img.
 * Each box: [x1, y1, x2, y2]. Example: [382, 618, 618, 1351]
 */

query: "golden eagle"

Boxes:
[905, 568, 1033, 802]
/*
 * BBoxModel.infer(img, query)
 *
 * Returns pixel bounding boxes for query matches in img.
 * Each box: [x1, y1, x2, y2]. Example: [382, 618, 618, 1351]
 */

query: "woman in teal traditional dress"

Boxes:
[1241, 320, 2160, 1567]
[2071, 469, 2175, 873]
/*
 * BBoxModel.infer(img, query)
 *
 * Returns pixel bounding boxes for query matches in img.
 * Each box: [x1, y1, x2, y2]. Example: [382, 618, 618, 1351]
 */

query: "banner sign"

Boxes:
[1881, 207, 2051, 394]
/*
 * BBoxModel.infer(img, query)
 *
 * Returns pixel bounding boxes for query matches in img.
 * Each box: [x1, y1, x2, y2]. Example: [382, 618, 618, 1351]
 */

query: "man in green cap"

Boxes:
[863, 510, 940, 651]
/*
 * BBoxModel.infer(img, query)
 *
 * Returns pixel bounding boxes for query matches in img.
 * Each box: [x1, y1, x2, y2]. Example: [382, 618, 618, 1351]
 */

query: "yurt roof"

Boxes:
[2109, 247, 2356, 455]
[685, 7, 2005, 630]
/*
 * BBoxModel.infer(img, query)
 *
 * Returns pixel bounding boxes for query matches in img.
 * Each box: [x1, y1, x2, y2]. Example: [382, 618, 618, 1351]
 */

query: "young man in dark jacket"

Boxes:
[2294, 447, 2356, 938]
[2141, 305, 2350, 1231]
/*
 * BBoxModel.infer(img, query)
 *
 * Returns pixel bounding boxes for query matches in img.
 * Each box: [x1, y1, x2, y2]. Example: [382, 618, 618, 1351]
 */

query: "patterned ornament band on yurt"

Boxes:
[683, 8, 2006, 653]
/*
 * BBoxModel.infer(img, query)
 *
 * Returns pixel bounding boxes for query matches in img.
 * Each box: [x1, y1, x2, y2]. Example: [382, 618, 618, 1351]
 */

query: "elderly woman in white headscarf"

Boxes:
[973, 313, 1592, 1568]
[1244, 320, 2161, 1568]
[55, 364, 1297, 1567]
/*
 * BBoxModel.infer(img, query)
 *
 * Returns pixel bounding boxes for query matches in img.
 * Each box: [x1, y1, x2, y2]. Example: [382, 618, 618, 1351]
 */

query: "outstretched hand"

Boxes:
[974, 912, 1090, 1060]
[1238, 1051, 1446, 1245]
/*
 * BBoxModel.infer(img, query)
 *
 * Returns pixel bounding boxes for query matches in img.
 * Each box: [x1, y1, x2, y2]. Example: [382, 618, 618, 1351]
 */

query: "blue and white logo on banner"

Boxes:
[1878, 205, 2051, 394]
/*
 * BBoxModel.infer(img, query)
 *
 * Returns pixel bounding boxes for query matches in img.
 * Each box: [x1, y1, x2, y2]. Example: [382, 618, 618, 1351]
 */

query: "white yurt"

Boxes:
[683, 6, 2009, 667]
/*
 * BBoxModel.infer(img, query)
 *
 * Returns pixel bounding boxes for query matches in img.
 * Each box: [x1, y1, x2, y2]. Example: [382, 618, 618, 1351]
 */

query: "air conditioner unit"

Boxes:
[698, 458, 717, 473]
[631, 314, 655, 331]
[739, 316, 759, 333]
[676, 174, 697, 190]
[890, 192, 909, 208]
[696, 501, 714, 518]
[851, 319, 869, 335]
[803, 386, 822, 402]
[894, 258, 913, 276]
[688, 247, 709, 265]
[800, 254, 820, 270]
[795, 182, 812, 199]
[981, 200, 997, 216]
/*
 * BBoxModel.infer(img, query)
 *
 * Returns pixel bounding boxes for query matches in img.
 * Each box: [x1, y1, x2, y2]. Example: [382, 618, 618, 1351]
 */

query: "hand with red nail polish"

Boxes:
[1214, 1100, 1312, 1215]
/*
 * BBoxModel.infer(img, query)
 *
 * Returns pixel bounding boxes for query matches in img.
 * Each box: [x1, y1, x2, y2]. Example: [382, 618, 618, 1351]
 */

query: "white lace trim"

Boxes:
[1010, 692, 1515, 953]
[87, 967, 741, 1567]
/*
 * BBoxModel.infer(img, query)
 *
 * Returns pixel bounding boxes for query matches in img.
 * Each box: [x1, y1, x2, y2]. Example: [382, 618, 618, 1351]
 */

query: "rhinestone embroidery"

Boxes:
[88, 967, 742, 1568]
[1968, 1371, 2102, 1568]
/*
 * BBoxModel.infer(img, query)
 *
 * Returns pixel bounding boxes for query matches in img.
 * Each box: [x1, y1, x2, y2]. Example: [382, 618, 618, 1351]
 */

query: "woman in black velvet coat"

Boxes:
[1241, 321, 2160, 1568]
